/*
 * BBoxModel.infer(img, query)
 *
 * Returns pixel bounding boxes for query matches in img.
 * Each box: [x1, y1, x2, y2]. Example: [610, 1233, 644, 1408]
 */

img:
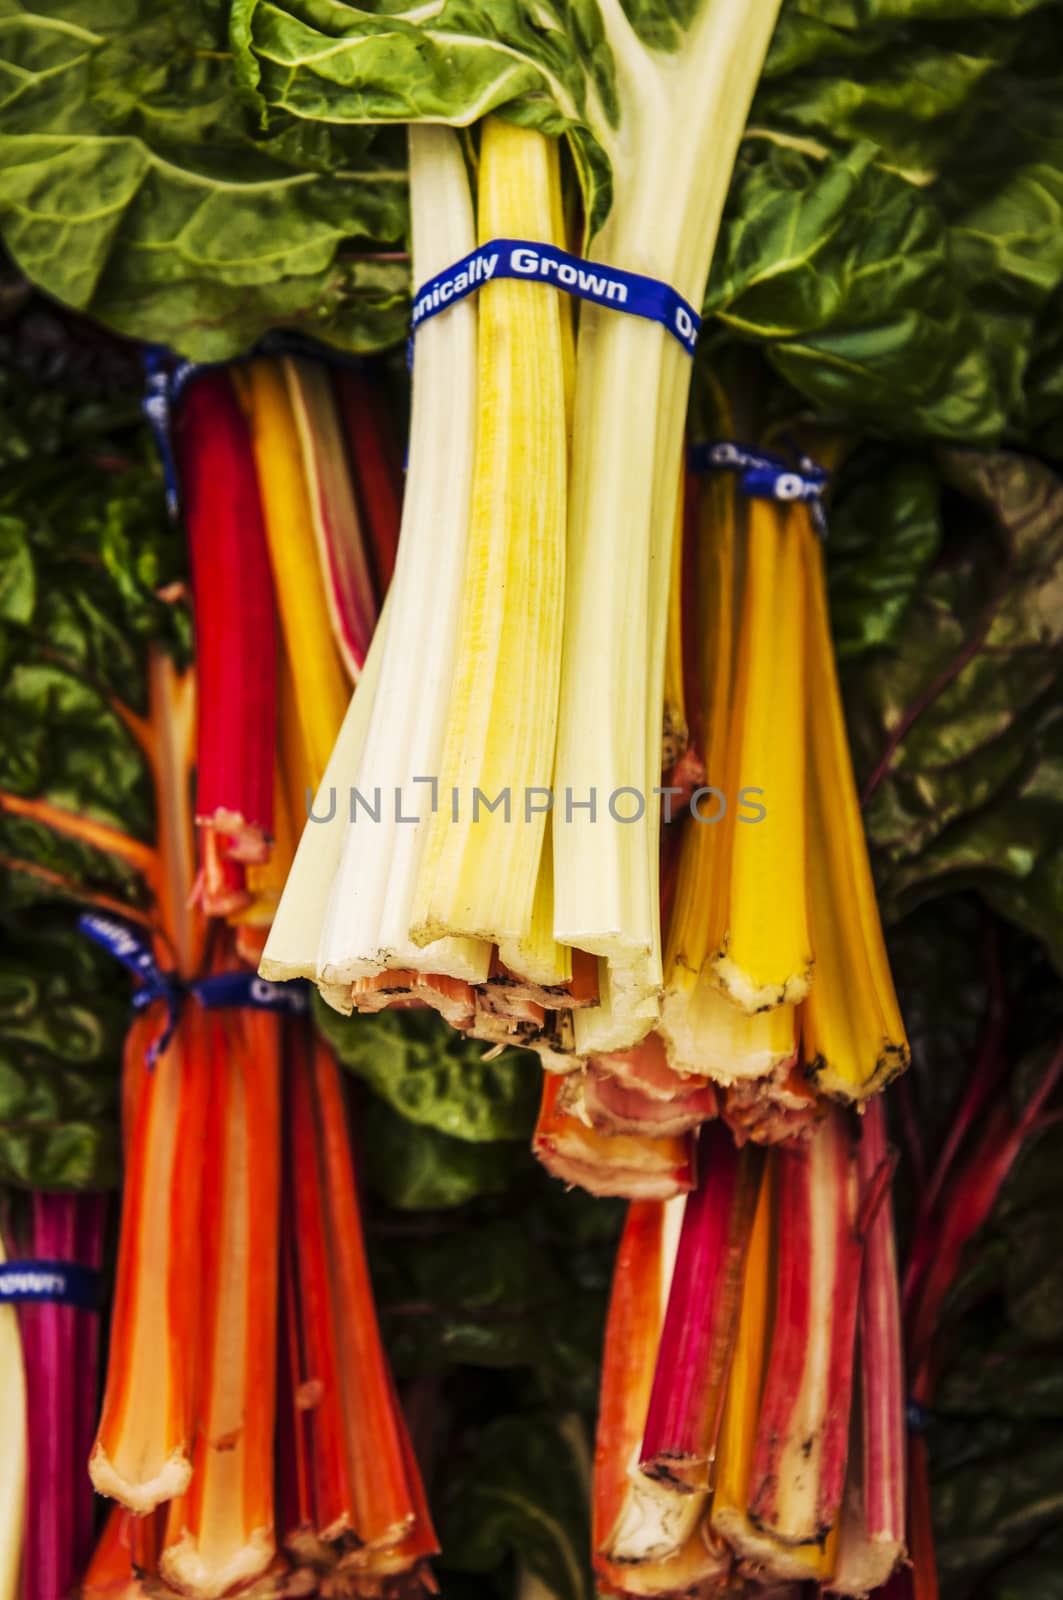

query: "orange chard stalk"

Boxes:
[277, 1200, 315, 1563]
[310, 1036, 437, 1560]
[594, 1202, 665, 1581]
[595, 1203, 726, 1589]
[90, 1005, 211, 1513]
[79, 1507, 152, 1597]
[534, 1075, 697, 1200]
[284, 1024, 436, 1568]
[0, 790, 157, 887]
[143, 649, 204, 979]
[160, 1006, 282, 1598]
[287, 1024, 355, 1541]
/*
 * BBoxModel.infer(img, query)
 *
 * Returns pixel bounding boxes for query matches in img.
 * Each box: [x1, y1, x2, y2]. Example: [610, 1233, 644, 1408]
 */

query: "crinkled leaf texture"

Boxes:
[0, 1, 409, 359]
[315, 995, 540, 1144]
[1, 2, 1061, 429]
[835, 447, 1063, 970]
[0, 309, 182, 1186]
[0, 917, 125, 1187]
[231, 1, 1063, 437]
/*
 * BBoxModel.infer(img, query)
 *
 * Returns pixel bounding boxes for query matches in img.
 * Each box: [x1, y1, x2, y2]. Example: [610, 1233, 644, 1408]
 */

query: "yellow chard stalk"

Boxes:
[711, 496, 812, 1013]
[661, 469, 689, 773]
[410, 117, 568, 956]
[236, 360, 351, 792]
[801, 512, 909, 1098]
[660, 453, 796, 1080]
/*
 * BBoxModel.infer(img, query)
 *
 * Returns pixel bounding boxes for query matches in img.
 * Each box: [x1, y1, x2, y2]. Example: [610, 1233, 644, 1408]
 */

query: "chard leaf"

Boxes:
[705, 144, 1007, 440]
[315, 996, 540, 1143]
[437, 1416, 593, 1600]
[839, 448, 1063, 967]
[0, 1, 409, 359]
[0, 915, 124, 1187]
[827, 448, 943, 658]
[0, 294, 180, 1186]
[362, 1099, 518, 1209]
[3, 0, 1062, 437]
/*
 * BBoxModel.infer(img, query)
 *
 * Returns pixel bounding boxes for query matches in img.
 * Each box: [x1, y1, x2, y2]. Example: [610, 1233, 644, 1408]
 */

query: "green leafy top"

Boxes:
[0, 0, 410, 357]
[2, 1, 1062, 437]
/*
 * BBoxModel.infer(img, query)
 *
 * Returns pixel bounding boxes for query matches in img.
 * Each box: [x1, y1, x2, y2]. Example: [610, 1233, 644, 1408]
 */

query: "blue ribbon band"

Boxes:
[142, 345, 198, 520]
[0, 1261, 101, 1310]
[687, 439, 829, 534]
[79, 912, 309, 1065]
[410, 239, 701, 356]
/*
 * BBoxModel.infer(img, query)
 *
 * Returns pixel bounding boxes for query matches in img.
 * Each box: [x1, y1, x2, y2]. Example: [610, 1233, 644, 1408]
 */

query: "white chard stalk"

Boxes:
[315, 125, 490, 998]
[553, 0, 785, 1055]
[259, 592, 390, 990]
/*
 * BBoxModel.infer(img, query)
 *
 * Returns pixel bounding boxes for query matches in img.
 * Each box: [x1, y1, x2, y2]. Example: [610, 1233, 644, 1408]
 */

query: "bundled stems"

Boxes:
[160, 1009, 282, 1598]
[286, 1024, 438, 1568]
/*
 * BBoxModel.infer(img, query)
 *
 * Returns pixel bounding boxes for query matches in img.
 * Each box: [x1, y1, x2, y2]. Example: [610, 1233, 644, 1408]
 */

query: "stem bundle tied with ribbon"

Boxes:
[79, 911, 308, 1065]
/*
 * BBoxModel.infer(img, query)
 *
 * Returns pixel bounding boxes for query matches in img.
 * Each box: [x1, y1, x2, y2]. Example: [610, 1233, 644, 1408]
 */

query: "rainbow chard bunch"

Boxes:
[77, 352, 433, 1597]
[593, 1104, 904, 1598]
[175, 356, 401, 952]
[243, 4, 916, 1209]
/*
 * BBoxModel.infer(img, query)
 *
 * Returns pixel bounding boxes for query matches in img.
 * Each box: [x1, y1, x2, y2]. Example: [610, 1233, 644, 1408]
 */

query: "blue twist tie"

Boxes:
[688, 439, 830, 535]
[0, 1261, 101, 1310]
[79, 911, 309, 1066]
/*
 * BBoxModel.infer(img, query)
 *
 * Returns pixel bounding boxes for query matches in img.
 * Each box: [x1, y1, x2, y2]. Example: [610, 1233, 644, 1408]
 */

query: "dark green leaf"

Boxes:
[0, 1, 410, 360]
[438, 1416, 593, 1600]
[363, 1097, 519, 1210]
[317, 997, 540, 1143]
[839, 449, 1063, 965]
[0, 914, 125, 1188]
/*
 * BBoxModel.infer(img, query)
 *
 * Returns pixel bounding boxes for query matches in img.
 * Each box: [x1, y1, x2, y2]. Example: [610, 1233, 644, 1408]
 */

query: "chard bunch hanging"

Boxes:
[260, 2, 909, 1204]
[592, 1104, 905, 1598]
